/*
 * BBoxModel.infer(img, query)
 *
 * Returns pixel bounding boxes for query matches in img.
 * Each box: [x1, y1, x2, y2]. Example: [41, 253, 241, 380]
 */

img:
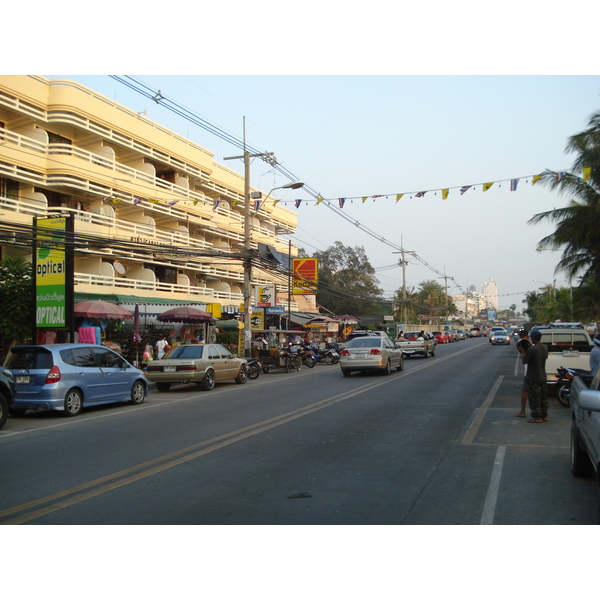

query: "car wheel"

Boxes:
[396, 356, 404, 371]
[130, 381, 146, 404]
[430, 345, 436, 357]
[156, 382, 171, 392]
[342, 369, 351, 377]
[200, 368, 215, 391]
[382, 360, 391, 375]
[571, 422, 593, 477]
[64, 389, 83, 417]
[423, 348, 429, 358]
[0, 392, 8, 430]
[235, 364, 248, 384]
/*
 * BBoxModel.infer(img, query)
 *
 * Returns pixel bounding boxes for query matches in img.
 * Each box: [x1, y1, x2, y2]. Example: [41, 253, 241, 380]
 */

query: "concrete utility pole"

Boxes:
[224, 117, 277, 358]
[393, 237, 414, 324]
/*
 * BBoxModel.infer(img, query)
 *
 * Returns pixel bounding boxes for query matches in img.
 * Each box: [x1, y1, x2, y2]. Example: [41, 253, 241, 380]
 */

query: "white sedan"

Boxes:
[340, 336, 404, 377]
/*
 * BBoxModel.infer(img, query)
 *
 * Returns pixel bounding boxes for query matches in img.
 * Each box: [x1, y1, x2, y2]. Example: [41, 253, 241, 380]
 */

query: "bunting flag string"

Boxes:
[99, 166, 589, 212]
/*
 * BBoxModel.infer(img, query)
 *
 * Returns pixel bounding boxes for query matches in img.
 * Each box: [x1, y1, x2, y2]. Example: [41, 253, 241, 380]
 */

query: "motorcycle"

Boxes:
[554, 366, 590, 407]
[315, 346, 340, 365]
[299, 345, 318, 368]
[247, 357, 261, 379]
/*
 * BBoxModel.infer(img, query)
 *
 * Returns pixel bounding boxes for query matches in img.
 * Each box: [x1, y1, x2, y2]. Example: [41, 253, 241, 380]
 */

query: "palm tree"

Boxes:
[528, 110, 600, 284]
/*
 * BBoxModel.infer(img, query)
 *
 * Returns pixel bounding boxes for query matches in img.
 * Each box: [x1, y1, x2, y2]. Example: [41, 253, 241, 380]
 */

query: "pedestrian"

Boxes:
[521, 329, 549, 423]
[514, 329, 531, 418]
[155, 335, 169, 359]
[590, 333, 600, 375]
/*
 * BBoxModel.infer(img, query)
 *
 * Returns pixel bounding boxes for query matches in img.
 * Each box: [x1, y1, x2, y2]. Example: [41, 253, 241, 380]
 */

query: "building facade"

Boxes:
[0, 76, 307, 326]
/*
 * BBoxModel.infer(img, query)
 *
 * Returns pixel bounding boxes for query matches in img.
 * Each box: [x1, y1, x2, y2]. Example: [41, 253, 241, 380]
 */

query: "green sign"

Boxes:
[36, 217, 67, 327]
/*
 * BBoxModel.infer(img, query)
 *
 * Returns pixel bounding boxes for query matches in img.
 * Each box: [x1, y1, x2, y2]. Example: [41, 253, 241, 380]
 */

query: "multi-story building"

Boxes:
[483, 279, 499, 313]
[0, 76, 307, 335]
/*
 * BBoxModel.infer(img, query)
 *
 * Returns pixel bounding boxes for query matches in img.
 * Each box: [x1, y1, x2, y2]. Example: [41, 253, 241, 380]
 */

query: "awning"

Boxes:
[288, 311, 322, 326]
[258, 243, 290, 268]
[74, 292, 205, 306]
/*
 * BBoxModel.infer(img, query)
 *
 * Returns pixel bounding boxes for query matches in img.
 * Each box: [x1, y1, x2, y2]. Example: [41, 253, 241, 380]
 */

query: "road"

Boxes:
[0, 336, 597, 525]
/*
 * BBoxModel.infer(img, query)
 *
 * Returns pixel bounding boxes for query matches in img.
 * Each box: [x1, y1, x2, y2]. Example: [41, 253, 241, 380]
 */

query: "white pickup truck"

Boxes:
[569, 369, 600, 520]
[536, 327, 593, 387]
[394, 332, 436, 358]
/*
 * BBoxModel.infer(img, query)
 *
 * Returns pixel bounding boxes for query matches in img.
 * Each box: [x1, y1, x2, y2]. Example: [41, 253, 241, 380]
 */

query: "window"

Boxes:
[72, 346, 97, 368]
[207, 346, 221, 360]
[0, 177, 19, 200]
[95, 348, 123, 368]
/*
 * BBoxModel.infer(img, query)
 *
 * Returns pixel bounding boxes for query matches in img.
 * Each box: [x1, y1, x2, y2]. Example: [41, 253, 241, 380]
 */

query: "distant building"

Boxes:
[483, 279, 499, 311]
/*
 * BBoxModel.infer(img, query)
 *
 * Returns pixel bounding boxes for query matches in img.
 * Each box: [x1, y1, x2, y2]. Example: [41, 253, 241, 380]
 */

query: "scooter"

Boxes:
[299, 345, 318, 368]
[247, 357, 261, 379]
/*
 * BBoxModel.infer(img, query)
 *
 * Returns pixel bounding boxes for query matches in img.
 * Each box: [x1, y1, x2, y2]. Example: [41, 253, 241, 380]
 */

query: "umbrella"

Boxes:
[74, 300, 134, 320]
[156, 306, 215, 323]
[336, 314, 360, 324]
[133, 304, 142, 343]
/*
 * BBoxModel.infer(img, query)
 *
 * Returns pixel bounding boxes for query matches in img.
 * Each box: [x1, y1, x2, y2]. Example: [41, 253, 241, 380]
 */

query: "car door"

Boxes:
[205, 345, 229, 381]
[93, 347, 131, 402]
[69, 345, 105, 404]
[383, 338, 400, 368]
[215, 344, 240, 379]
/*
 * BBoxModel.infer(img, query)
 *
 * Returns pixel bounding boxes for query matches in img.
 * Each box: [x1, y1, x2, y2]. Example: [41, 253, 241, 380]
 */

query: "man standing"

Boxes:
[522, 330, 549, 423]
[590, 333, 600, 375]
[514, 329, 531, 418]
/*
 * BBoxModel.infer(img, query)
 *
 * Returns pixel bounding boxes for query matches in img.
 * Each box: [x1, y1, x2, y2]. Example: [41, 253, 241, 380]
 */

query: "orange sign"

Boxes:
[292, 258, 318, 294]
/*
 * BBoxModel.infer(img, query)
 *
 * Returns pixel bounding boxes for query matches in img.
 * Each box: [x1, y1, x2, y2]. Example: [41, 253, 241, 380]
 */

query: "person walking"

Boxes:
[522, 329, 549, 423]
[155, 335, 169, 360]
[514, 329, 531, 418]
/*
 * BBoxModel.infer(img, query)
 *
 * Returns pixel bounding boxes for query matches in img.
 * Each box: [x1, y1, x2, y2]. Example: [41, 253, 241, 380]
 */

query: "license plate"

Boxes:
[562, 350, 579, 357]
[164, 366, 176, 372]
[16, 375, 30, 384]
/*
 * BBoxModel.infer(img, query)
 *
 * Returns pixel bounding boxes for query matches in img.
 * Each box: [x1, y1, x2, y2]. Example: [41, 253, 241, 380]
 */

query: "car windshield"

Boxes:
[167, 345, 205, 359]
[347, 338, 381, 349]
[5, 348, 54, 370]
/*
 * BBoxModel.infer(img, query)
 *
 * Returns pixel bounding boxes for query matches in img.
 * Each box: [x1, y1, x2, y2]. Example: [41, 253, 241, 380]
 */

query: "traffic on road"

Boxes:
[1, 333, 597, 525]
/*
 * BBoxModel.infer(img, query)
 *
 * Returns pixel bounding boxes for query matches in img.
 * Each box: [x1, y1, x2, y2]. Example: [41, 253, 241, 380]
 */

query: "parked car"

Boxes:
[0, 368, 16, 430]
[146, 343, 248, 391]
[489, 331, 510, 345]
[3, 344, 148, 417]
[340, 335, 404, 377]
[568, 368, 600, 521]
[432, 331, 451, 344]
[536, 327, 593, 387]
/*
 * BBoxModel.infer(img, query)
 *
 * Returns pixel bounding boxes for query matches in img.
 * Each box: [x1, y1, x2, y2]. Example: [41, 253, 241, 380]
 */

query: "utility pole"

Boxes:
[224, 117, 277, 358]
[438, 268, 452, 323]
[393, 237, 414, 325]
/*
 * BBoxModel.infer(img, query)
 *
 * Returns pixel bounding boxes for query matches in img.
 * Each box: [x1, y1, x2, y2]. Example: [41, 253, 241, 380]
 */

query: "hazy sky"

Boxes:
[44, 74, 599, 310]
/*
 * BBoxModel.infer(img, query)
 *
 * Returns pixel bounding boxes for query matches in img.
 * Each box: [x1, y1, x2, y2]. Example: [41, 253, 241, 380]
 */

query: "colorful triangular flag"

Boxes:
[460, 186, 471, 195]
[483, 182, 494, 192]
[441, 189, 449, 200]
[510, 179, 519, 191]
[583, 167, 591, 181]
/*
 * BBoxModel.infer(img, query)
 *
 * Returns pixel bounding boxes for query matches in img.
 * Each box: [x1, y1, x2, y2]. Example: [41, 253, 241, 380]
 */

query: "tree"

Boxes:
[394, 280, 456, 324]
[311, 242, 384, 316]
[0, 255, 34, 347]
[529, 110, 600, 284]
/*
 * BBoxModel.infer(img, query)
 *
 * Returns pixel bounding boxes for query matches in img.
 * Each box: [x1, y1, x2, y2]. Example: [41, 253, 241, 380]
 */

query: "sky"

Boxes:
[41, 74, 600, 310]
[6, 3, 590, 316]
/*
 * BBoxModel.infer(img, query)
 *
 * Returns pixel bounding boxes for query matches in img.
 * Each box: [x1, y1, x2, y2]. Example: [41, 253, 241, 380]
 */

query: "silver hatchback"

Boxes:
[340, 336, 404, 377]
[4, 344, 148, 417]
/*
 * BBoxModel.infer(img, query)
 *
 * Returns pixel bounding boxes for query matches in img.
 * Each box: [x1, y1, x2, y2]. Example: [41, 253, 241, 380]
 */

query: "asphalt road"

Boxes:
[1, 336, 597, 525]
